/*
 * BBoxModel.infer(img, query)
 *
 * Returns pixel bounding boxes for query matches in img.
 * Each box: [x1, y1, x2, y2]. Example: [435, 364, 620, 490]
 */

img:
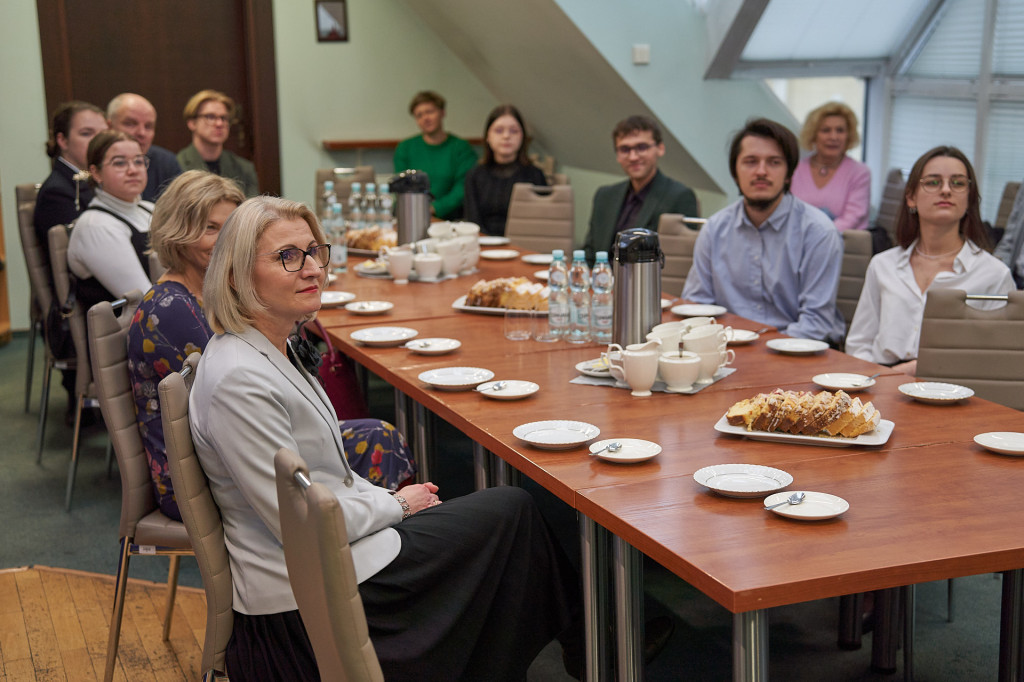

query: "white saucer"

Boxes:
[575, 358, 611, 378]
[766, 338, 829, 355]
[476, 380, 539, 400]
[345, 300, 394, 315]
[534, 270, 550, 281]
[418, 366, 494, 391]
[404, 338, 461, 355]
[812, 372, 875, 391]
[513, 420, 600, 450]
[974, 432, 1024, 456]
[478, 235, 511, 246]
[693, 463, 793, 498]
[480, 249, 520, 260]
[727, 329, 760, 345]
[589, 438, 661, 463]
[320, 290, 356, 307]
[521, 254, 554, 265]
[898, 381, 974, 405]
[327, 273, 338, 284]
[349, 326, 418, 347]
[764, 491, 849, 520]
[671, 303, 727, 317]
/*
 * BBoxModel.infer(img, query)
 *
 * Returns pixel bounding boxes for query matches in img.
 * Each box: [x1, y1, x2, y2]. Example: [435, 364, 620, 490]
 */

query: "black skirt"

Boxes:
[226, 486, 579, 682]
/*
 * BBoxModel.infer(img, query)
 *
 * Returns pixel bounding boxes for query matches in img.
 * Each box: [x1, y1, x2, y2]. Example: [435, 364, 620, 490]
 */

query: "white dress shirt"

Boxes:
[845, 240, 1015, 364]
[67, 189, 154, 296]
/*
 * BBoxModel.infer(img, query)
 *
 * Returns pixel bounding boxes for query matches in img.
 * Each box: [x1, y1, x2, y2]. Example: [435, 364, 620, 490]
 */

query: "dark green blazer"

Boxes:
[583, 170, 698, 261]
[177, 144, 260, 197]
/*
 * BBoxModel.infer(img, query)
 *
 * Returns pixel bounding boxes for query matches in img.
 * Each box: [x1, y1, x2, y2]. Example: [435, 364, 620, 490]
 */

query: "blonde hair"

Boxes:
[149, 170, 245, 273]
[203, 196, 326, 334]
[183, 89, 236, 122]
[799, 102, 860, 152]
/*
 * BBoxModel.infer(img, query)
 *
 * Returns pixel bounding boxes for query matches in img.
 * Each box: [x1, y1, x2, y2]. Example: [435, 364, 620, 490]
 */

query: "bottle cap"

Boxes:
[573, 250, 586, 260]
[596, 251, 608, 262]
[351, 182, 361, 191]
[324, 180, 334, 191]
[552, 249, 564, 260]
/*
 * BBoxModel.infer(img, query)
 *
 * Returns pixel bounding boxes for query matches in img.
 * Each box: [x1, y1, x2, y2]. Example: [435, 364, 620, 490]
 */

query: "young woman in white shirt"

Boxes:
[846, 146, 1014, 373]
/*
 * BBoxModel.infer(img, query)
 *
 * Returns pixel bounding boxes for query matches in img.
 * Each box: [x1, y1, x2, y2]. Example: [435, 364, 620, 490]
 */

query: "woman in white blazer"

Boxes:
[189, 196, 579, 681]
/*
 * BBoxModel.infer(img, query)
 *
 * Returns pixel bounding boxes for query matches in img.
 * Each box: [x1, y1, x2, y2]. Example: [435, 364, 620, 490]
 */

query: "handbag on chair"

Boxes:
[309, 319, 370, 420]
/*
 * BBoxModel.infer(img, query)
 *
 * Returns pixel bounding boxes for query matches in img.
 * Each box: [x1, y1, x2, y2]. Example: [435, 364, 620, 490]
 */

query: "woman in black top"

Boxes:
[463, 104, 548, 236]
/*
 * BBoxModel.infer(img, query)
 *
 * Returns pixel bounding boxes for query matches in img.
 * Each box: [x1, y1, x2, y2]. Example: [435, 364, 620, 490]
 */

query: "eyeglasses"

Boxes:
[919, 174, 970, 194]
[103, 155, 150, 171]
[615, 143, 655, 157]
[261, 244, 331, 272]
[197, 113, 231, 124]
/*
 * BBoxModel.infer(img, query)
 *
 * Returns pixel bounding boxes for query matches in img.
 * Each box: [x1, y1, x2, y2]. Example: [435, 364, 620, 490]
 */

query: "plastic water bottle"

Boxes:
[567, 250, 592, 343]
[321, 180, 337, 225]
[362, 182, 378, 228]
[330, 203, 347, 272]
[348, 182, 363, 230]
[540, 250, 569, 341]
[591, 251, 613, 343]
[378, 182, 394, 229]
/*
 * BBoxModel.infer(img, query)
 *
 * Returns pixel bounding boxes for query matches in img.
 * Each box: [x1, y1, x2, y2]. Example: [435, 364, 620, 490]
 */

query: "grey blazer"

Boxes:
[189, 327, 402, 615]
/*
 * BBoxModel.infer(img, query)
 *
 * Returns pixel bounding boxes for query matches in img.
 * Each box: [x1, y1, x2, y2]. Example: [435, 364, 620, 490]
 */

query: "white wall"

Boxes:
[0, 1, 51, 331]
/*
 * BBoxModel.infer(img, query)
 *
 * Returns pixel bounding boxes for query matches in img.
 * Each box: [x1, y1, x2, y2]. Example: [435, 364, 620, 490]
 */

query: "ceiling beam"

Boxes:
[731, 58, 888, 80]
[704, 0, 770, 79]
[888, 0, 949, 76]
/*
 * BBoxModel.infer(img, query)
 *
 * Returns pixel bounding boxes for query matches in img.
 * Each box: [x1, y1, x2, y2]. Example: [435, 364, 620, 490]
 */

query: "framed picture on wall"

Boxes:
[315, 1, 348, 42]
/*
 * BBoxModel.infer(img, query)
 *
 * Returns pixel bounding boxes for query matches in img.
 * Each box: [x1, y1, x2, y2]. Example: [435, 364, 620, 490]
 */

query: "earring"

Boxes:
[908, 207, 917, 214]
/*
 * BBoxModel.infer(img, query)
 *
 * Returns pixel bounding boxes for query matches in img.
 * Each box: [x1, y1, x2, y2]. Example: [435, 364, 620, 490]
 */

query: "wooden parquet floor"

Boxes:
[0, 566, 206, 681]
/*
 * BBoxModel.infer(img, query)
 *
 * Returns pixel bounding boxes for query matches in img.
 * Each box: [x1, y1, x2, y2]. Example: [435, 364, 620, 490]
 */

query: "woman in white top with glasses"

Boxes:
[845, 146, 1014, 373]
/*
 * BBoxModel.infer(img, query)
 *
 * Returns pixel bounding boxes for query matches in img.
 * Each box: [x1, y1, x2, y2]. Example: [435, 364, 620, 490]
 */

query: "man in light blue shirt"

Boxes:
[683, 118, 845, 343]
[993, 180, 1024, 288]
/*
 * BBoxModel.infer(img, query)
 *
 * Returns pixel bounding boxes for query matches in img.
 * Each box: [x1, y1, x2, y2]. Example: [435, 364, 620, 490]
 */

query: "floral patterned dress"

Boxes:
[127, 281, 415, 521]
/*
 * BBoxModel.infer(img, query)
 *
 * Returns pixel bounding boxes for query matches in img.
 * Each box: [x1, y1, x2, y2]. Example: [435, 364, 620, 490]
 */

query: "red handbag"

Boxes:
[310, 319, 370, 420]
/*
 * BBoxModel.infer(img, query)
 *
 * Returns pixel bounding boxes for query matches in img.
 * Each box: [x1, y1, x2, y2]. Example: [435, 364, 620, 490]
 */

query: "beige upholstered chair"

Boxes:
[148, 251, 167, 283]
[15, 183, 43, 412]
[160, 353, 234, 682]
[876, 168, 906, 246]
[504, 183, 574, 255]
[315, 166, 376, 217]
[275, 447, 385, 682]
[838, 230, 873, 329]
[657, 213, 702, 296]
[995, 181, 1021, 232]
[916, 289, 1024, 410]
[48, 224, 105, 510]
[88, 294, 193, 682]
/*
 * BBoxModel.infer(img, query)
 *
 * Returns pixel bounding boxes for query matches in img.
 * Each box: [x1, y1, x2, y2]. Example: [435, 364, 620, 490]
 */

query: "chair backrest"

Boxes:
[49, 224, 91, 394]
[504, 183, 574, 255]
[995, 181, 1022, 232]
[876, 168, 906, 246]
[148, 251, 167, 283]
[275, 447, 384, 682]
[657, 213, 700, 296]
[917, 289, 1024, 410]
[160, 354, 233, 676]
[315, 166, 376, 217]
[838, 230, 873, 328]
[16, 183, 50, 315]
[86, 292, 148, 538]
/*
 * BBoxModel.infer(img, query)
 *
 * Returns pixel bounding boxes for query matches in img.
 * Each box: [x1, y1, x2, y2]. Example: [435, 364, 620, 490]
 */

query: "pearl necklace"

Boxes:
[914, 243, 962, 260]
[811, 155, 839, 177]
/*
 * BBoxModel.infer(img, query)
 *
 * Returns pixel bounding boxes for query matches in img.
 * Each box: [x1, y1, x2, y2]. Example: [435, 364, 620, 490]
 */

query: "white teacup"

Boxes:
[647, 321, 690, 353]
[434, 239, 461, 256]
[682, 324, 731, 353]
[427, 222, 456, 240]
[685, 316, 716, 329]
[413, 252, 443, 280]
[452, 221, 481, 237]
[605, 342, 661, 396]
[658, 351, 701, 392]
[696, 348, 736, 384]
[440, 250, 462, 277]
[384, 247, 414, 284]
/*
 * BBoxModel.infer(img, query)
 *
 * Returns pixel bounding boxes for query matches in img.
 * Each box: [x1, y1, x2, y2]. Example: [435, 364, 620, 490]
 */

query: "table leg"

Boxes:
[471, 442, 490, 490]
[413, 401, 430, 481]
[999, 569, 1024, 682]
[903, 584, 915, 682]
[871, 587, 901, 673]
[613, 536, 643, 682]
[580, 515, 609, 681]
[733, 610, 768, 682]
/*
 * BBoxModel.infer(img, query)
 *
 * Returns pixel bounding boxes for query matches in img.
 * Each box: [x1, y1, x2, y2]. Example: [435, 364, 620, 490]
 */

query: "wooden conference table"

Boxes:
[316, 250, 1024, 682]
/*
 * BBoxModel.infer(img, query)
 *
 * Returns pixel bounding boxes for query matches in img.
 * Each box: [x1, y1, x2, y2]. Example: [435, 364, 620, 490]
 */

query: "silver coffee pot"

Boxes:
[612, 228, 664, 346]
[390, 169, 432, 245]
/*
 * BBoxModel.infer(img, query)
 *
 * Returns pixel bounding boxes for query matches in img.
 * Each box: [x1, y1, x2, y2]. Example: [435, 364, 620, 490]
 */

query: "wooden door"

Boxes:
[35, 0, 280, 195]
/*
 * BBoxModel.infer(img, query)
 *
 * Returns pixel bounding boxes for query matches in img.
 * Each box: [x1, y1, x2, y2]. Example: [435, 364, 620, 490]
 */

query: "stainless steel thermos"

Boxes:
[611, 228, 664, 346]
[390, 169, 432, 245]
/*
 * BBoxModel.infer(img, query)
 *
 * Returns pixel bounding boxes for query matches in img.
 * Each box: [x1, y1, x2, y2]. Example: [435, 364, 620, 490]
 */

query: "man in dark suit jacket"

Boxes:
[583, 115, 698, 262]
[107, 93, 182, 201]
[177, 89, 260, 197]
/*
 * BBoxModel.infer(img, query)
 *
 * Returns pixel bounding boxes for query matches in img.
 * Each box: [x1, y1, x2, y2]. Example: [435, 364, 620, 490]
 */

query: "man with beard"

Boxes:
[683, 118, 844, 343]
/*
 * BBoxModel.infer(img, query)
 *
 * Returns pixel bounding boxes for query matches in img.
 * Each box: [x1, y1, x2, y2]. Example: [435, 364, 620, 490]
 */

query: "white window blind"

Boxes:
[981, 101, 1024, 221]
[993, 0, 1024, 75]
[887, 96, 977, 173]
[909, 0, 985, 78]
